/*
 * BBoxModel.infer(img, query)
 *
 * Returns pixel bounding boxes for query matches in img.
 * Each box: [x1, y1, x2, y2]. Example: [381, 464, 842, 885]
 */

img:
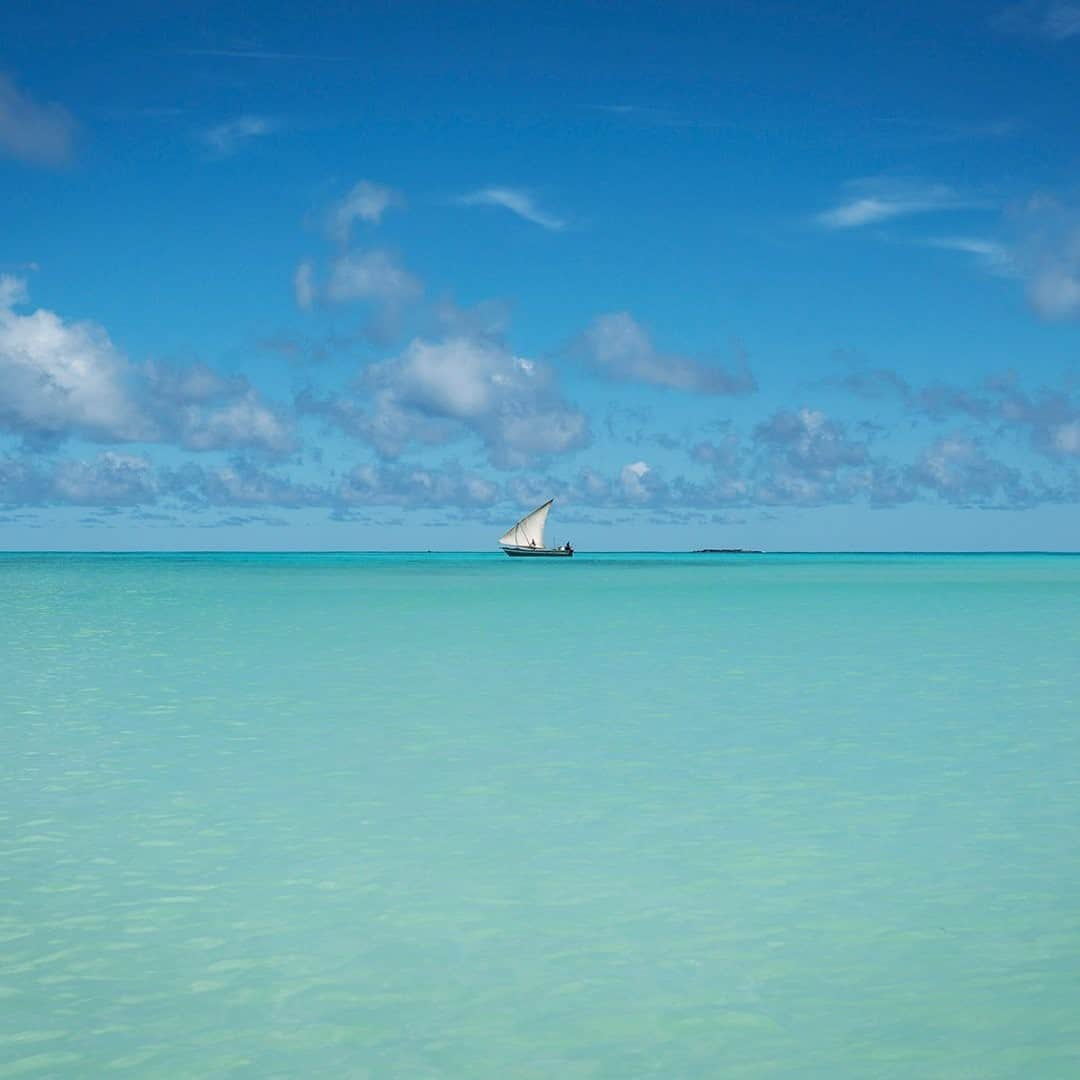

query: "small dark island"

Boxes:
[693, 548, 763, 554]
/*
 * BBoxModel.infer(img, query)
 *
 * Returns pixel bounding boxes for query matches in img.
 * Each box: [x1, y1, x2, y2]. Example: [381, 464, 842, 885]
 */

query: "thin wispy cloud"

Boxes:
[0, 71, 76, 168]
[924, 236, 1017, 276]
[458, 187, 566, 231]
[585, 104, 726, 130]
[817, 180, 972, 229]
[1043, 2, 1080, 35]
[199, 114, 276, 156]
[993, 1, 1080, 39]
[178, 48, 357, 62]
[877, 116, 1019, 146]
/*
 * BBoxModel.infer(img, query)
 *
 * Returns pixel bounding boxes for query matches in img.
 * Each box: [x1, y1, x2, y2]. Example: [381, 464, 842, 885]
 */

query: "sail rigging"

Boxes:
[498, 499, 552, 549]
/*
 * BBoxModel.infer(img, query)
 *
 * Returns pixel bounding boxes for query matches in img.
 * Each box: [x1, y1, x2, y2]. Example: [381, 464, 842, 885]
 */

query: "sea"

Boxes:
[2, 552, 1079, 1078]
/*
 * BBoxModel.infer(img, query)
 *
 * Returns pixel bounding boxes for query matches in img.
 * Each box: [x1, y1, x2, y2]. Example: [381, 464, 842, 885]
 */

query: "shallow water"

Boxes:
[2, 553, 1079, 1077]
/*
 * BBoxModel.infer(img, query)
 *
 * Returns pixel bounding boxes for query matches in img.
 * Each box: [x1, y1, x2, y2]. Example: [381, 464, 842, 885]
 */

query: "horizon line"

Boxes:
[2, 549, 1079, 557]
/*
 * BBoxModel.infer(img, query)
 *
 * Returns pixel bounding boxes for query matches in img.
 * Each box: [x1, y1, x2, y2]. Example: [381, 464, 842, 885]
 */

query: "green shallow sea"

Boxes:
[2, 552, 1079, 1077]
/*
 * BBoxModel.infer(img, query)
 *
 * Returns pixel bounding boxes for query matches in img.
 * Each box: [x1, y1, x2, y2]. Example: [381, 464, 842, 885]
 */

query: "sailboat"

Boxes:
[499, 499, 573, 557]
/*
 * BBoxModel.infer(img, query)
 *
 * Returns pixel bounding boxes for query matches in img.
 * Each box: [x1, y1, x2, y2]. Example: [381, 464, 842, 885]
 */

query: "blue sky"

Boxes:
[3, 0, 1080, 550]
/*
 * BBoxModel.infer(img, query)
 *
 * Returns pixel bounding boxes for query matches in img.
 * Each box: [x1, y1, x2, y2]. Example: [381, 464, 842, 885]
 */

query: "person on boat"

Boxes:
[530, 538, 536, 547]
[564, 542, 573, 554]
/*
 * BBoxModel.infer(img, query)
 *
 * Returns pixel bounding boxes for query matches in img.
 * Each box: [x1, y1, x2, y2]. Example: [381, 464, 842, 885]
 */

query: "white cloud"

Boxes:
[0, 274, 150, 442]
[575, 311, 756, 395]
[199, 115, 275, 155]
[458, 187, 566, 230]
[325, 249, 423, 340]
[620, 460, 654, 501]
[328, 180, 403, 245]
[177, 392, 294, 455]
[817, 180, 969, 229]
[303, 334, 588, 467]
[326, 249, 422, 307]
[294, 260, 316, 310]
[0, 276, 293, 454]
[0, 71, 76, 167]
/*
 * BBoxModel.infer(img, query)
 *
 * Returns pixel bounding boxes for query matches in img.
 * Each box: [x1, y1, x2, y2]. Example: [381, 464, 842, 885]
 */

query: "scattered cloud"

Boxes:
[2, 451, 508, 513]
[750, 408, 872, 505]
[51, 452, 159, 505]
[169, 458, 324, 508]
[838, 367, 993, 422]
[0, 451, 157, 507]
[0, 71, 76, 167]
[300, 333, 588, 468]
[817, 179, 973, 229]
[548, 409, 893, 511]
[909, 436, 1033, 507]
[328, 180, 403, 245]
[339, 462, 499, 507]
[198, 114, 276, 156]
[837, 363, 1080, 463]
[996, 381, 1080, 459]
[573, 312, 756, 395]
[458, 187, 566, 231]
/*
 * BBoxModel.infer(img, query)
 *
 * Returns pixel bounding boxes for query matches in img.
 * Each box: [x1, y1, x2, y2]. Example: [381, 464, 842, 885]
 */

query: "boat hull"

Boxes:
[501, 545, 573, 557]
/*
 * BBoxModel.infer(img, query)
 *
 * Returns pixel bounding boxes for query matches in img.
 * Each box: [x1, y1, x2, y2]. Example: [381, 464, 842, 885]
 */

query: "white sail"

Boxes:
[499, 499, 553, 549]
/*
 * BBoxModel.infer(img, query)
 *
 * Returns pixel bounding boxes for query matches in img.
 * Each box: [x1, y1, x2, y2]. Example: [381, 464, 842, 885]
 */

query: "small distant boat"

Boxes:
[499, 499, 573, 557]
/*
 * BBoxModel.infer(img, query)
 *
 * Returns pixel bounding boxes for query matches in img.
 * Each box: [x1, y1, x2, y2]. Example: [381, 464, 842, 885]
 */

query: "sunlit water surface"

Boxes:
[2, 552, 1079, 1077]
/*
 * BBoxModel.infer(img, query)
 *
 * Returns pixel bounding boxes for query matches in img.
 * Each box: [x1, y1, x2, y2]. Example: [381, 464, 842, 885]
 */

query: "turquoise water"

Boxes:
[2, 552, 1079, 1078]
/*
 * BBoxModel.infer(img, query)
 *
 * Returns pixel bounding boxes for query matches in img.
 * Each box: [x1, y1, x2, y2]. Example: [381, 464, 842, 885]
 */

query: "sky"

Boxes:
[2, 0, 1080, 551]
